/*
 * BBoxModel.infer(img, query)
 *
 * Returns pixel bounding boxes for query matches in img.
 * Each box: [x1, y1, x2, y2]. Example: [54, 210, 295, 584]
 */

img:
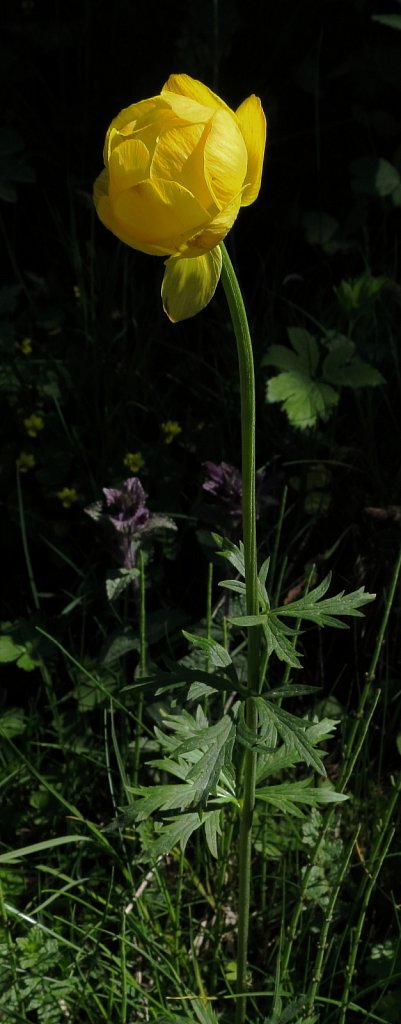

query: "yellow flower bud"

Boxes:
[94, 75, 266, 321]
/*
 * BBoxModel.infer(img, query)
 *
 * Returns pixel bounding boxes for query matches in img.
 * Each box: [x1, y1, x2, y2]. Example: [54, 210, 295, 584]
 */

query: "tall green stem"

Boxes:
[220, 242, 259, 1024]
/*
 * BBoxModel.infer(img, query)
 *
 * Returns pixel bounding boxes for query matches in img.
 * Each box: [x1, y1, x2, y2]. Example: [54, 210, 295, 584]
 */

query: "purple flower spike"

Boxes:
[85, 476, 177, 569]
[102, 478, 150, 533]
[203, 461, 243, 515]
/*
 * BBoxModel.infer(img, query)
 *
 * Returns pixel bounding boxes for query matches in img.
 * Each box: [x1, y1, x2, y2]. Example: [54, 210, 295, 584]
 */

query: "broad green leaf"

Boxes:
[302, 210, 339, 248]
[287, 327, 320, 372]
[0, 708, 26, 738]
[267, 371, 339, 429]
[351, 157, 400, 197]
[334, 274, 387, 316]
[323, 336, 384, 388]
[262, 344, 305, 373]
[105, 568, 139, 602]
[0, 635, 24, 663]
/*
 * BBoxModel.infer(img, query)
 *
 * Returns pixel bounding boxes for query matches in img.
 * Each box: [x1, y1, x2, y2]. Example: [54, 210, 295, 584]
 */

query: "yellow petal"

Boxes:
[97, 178, 209, 256]
[161, 89, 215, 125]
[93, 168, 109, 209]
[235, 95, 266, 206]
[162, 246, 222, 322]
[204, 109, 247, 209]
[162, 74, 233, 116]
[104, 97, 168, 162]
[108, 138, 150, 194]
[180, 192, 242, 257]
[151, 122, 215, 213]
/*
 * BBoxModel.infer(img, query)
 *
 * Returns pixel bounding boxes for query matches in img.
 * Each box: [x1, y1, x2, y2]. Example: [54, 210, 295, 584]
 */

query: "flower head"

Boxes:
[57, 487, 79, 508]
[123, 451, 145, 473]
[203, 460, 243, 519]
[94, 74, 266, 321]
[202, 460, 279, 528]
[16, 451, 36, 473]
[16, 337, 32, 355]
[161, 420, 182, 445]
[85, 477, 176, 568]
[23, 413, 44, 438]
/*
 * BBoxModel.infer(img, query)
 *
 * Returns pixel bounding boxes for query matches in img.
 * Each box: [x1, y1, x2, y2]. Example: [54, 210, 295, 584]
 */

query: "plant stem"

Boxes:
[220, 241, 259, 1024]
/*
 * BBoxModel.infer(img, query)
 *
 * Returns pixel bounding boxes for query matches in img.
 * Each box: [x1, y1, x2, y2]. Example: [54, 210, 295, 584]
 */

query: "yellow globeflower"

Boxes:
[23, 413, 44, 438]
[123, 451, 145, 472]
[94, 74, 266, 322]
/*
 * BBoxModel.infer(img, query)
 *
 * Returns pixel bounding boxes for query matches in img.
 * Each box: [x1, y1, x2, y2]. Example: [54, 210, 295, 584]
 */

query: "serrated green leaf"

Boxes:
[256, 778, 348, 815]
[263, 617, 303, 668]
[177, 716, 236, 808]
[219, 578, 247, 596]
[267, 371, 339, 429]
[257, 699, 327, 775]
[262, 344, 304, 373]
[322, 336, 384, 388]
[287, 327, 320, 371]
[204, 809, 223, 858]
[130, 784, 200, 818]
[187, 680, 218, 701]
[213, 535, 246, 577]
[274, 575, 375, 627]
[182, 630, 233, 670]
[149, 813, 206, 858]
[268, 685, 321, 699]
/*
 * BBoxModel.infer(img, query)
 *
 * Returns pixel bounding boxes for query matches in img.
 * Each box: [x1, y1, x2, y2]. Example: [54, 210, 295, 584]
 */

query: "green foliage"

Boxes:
[263, 325, 384, 429]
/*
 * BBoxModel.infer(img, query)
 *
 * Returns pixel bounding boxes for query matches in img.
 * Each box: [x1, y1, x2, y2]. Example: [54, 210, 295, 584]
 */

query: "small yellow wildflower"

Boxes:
[16, 451, 36, 473]
[16, 337, 33, 355]
[23, 413, 44, 438]
[123, 451, 145, 473]
[161, 420, 182, 445]
[57, 487, 79, 509]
